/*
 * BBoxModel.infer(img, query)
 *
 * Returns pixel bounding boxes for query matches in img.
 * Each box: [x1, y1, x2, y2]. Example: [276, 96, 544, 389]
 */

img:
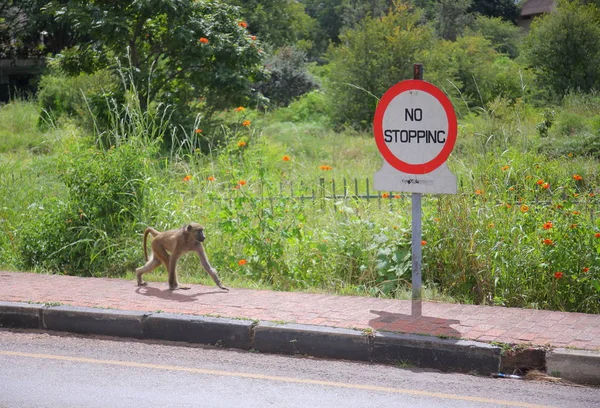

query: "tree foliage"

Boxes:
[523, 0, 600, 97]
[45, 0, 266, 117]
[434, 0, 474, 41]
[469, 0, 521, 23]
[325, 3, 434, 128]
[226, 0, 318, 51]
[254, 46, 318, 108]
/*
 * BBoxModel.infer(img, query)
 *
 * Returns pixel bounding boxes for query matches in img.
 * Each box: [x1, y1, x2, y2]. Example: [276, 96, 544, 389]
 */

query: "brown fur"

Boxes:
[135, 223, 228, 291]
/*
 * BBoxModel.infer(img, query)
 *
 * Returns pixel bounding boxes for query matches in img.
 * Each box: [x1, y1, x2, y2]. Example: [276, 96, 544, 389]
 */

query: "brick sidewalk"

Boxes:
[1, 271, 599, 350]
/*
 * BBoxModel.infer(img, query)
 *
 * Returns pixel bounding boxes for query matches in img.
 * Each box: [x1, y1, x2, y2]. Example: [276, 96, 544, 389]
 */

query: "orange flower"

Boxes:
[207, 176, 216, 181]
[238, 259, 247, 266]
[501, 165, 510, 171]
[572, 211, 580, 215]
[421, 240, 427, 246]
[554, 271, 564, 279]
[570, 224, 577, 229]
[242, 120, 251, 127]
[543, 221, 553, 230]
[542, 182, 550, 189]
[394, 194, 401, 199]
[382, 193, 390, 198]
[520, 204, 529, 213]
[536, 179, 544, 185]
[543, 239, 553, 245]
[583, 267, 590, 273]
[589, 193, 595, 197]
[595, 233, 600, 238]
[509, 187, 515, 191]
[319, 165, 332, 171]
[183, 175, 192, 182]
[238, 180, 247, 186]
[505, 203, 512, 209]
[433, 218, 440, 222]
[488, 223, 495, 228]
[199, 37, 209, 44]
[573, 174, 583, 181]
[475, 189, 483, 195]
[573, 193, 579, 197]
[238, 21, 248, 28]
[251, 35, 257, 40]
[195, 128, 203, 133]
[237, 141, 246, 147]
[282, 155, 291, 161]
[236, 106, 245, 112]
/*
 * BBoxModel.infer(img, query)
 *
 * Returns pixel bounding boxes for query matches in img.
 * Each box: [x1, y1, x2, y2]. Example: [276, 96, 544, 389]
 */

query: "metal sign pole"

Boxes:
[411, 63, 423, 317]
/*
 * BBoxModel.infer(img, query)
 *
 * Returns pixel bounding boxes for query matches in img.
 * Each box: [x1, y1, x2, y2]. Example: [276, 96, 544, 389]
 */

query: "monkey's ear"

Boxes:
[186, 224, 192, 232]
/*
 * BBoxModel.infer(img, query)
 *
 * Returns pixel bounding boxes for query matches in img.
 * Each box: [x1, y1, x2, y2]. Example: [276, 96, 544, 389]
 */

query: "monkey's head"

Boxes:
[185, 223, 206, 242]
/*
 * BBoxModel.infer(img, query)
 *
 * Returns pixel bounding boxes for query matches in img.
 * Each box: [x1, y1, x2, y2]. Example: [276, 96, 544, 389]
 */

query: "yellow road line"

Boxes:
[1, 350, 554, 408]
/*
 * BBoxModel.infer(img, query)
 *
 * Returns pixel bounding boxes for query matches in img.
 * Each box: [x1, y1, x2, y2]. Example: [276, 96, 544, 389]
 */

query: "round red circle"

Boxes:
[373, 80, 457, 175]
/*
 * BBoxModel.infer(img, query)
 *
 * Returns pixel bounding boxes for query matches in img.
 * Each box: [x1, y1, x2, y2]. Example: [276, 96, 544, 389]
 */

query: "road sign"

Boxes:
[374, 79, 457, 174]
[373, 79, 457, 194]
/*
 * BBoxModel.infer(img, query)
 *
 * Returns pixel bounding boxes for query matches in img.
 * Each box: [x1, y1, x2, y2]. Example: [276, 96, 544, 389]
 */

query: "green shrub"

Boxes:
[255, 46, 318, 108]
[37, 67, 121, 130]
[271, 90, 329, 123]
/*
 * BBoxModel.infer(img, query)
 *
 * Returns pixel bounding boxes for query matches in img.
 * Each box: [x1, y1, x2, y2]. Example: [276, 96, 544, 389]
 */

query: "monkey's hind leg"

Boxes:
[135, 257, 161, 287]
[167, 253, 190, 290]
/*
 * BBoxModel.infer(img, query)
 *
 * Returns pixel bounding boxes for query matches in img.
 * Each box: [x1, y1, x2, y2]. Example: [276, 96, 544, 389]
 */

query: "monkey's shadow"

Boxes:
[135, 286, 226, 303]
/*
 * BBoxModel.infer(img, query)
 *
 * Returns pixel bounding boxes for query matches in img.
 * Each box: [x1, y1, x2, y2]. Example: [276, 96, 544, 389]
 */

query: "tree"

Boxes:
[434, 0, 474, 41]
[523, 1, 600, 97]
[225, 0, 317, 50]
[254, 46, 318, 107]
[325, 3, 434, 128]
[0, 0, 75, 58]
[469, 0, 521, 23]
[45, 0, 266, 116]
[469, 15, 522, 58]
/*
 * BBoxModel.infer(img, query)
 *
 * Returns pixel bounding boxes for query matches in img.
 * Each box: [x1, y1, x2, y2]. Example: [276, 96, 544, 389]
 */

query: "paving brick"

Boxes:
[0, 271, 599, 352]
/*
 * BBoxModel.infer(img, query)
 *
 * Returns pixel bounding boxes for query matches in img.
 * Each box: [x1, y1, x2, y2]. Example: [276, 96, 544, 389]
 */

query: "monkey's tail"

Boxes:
[143, 227, 159, 261]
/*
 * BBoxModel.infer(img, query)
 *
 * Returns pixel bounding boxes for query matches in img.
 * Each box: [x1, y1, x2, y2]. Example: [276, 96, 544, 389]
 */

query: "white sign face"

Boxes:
[373, 80, 458, 194]
[382, 91, 448, 166]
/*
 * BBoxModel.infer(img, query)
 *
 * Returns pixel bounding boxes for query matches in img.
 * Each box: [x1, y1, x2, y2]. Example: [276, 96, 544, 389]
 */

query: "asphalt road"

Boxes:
[0, 329, 598, 408]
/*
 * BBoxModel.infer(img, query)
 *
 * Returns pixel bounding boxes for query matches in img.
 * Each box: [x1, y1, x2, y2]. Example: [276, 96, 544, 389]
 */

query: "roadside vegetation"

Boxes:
[1, 0, 599, 313]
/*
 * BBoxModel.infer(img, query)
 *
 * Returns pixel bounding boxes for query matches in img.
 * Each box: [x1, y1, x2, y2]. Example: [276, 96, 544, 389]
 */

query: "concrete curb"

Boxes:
[546, 348, 600, 386]
[1, 301, 598, 384]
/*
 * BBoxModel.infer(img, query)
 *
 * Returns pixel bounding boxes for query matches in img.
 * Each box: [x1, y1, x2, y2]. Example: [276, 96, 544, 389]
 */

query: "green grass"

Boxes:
[1, 95, 599, 313]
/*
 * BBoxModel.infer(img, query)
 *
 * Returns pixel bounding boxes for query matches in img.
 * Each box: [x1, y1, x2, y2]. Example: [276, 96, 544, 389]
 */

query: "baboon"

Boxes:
[135, 223, 228, 291]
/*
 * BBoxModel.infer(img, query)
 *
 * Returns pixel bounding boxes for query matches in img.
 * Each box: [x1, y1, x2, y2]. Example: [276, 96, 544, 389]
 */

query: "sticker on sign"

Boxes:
[373, 80, 457, 194]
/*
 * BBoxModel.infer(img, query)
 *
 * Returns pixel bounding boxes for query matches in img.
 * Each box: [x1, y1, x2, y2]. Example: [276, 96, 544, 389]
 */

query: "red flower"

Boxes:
[382, 193, 390, 198]
[282, 155, 291, 161]
[573, 174, 583, 181]
[595, 233, 600, 238]
[583, 267, 590, 273]
[543, 222, 553, 230]
[554, 271, 564, 279]
[542, 182, 550, 189]
[238, 259, 247, 266]
[199, 37, 209, 44]
[536, 179, 544, 185]
[238, 180, 247, 186]
[543, 239, 553, 245]
[207, 176, 216, 181]
[238, 21, 248, 28]
[182, 175, 192, 182]
[421, 240, 427, 246]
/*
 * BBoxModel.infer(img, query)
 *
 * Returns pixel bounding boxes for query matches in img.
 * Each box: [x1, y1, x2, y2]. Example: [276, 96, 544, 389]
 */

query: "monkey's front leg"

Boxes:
[195, 246, 228, 291]
[168, 253, 191, 290]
